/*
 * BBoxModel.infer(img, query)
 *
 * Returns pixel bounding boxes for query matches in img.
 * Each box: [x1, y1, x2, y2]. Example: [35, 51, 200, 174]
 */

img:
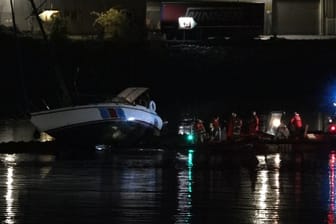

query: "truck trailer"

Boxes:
[160, 1, 265, 40]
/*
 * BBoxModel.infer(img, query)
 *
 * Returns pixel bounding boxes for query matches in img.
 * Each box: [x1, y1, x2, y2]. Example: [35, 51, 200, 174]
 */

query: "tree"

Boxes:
[91, 8, 130, 40]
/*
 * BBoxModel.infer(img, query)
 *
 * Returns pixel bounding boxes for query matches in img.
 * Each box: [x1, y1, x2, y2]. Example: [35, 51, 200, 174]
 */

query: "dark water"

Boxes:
[0, 145, 335, 224]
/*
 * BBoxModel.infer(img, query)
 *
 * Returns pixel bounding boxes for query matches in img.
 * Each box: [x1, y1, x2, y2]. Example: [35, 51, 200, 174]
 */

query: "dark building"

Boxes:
[1, 0, 335, 39]
[146, 0, 336, 39]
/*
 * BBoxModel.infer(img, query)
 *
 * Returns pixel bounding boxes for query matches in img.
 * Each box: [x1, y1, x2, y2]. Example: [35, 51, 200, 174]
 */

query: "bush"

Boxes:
[91, 8, 131, 40]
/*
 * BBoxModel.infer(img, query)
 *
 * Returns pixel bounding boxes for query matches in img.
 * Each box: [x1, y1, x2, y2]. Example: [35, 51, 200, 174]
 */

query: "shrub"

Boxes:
[91, 8, 130, 40]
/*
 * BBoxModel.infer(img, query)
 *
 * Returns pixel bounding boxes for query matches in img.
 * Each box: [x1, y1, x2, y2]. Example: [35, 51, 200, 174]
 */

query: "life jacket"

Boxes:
[291, 114, 302, 128]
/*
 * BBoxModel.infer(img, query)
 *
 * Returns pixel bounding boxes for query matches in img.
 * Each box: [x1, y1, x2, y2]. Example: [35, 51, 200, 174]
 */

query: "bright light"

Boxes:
[127, 117, 135, 121]
[186, 134, 194, 142]
[95, 145, 106, 151]
[4, 155, 16, 163]
[40, 132, 54, 142]
[39, 10, 60, 22]
[178, 17, 197, 29]
[272, 118, 281, 128]
[267, 112, 283, 135]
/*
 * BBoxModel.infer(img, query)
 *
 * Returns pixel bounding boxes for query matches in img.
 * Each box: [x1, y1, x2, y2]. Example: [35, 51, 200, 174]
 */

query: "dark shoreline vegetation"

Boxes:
[1, 30, 336, 123]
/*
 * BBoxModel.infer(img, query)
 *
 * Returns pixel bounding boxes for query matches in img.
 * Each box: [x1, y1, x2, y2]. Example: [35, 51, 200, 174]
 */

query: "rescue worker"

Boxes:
[275, 113, 290, 139]
[209, 122, 215, 141]
[248, 111, 260, 136]
[228, 112, 242, 140]
[275, 120, 290, 139]
[290, 112, 303, 139]
[232, 113, 243, 139]
[195, 119, 206, 143]
[212, 115, 221, 141]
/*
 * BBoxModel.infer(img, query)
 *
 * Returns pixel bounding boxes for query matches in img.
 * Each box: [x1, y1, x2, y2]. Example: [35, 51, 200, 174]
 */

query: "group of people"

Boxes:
[274, 112, 304, 139]
[226, 111, 260, 140]
[193, 111, 305, 144]
[193, 111, 261, 143]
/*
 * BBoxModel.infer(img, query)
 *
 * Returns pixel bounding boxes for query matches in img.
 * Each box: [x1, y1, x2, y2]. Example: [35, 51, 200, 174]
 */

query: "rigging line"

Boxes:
[28, 0, 48, 40]
[9, 0, 17, 33]
[24, 0, 47, 20]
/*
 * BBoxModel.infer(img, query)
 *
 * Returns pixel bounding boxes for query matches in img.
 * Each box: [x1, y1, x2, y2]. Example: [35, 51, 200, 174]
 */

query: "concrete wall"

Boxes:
[274, 0, 320, 35]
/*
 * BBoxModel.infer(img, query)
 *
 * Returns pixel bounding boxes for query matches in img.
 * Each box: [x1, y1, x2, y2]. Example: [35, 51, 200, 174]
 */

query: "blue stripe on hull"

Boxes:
[115, 108, 126, 120]
[99, 107, 126, 120]
[99, 108, 110, 119]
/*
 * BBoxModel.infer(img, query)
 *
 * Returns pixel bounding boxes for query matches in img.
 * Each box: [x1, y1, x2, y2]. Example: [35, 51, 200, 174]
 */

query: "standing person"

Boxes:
[233, 113, 243, 138]
[194, 119, 206, 143]
[275, 120, 290, 139]
[212, 115, 221, 141]
[290, 112, 303, 139]
[209, 122, 215, 141]
[248, 111, 260, 136]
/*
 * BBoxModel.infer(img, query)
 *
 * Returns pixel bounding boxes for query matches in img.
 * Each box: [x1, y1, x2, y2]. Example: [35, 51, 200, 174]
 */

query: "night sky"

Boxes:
[1, 35, 336, 122]
[130, 40, 335, 121]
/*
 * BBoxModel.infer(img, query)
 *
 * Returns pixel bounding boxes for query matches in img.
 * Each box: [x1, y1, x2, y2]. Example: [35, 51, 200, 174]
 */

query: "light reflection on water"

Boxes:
[254, 154, 280, 224]
[328, 150, 336, 224]
[3, 154, 17, 224]
[0, 154, 55, 224]
[0, 148, 335, 223]
[175, 149, 194, 224]
[5, 165, 14, 224]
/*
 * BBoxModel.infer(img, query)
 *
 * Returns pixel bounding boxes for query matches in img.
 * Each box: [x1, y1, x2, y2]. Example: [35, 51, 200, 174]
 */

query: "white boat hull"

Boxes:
[30, 103, 163, 147]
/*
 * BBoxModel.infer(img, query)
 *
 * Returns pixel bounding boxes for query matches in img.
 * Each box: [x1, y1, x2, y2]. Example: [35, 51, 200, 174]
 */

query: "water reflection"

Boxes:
[254, 153, 280, 224]
[329, 150, 336, 224]
[175, 149, 194, 224]
[0, 153, 55, 224]
[0, 147, 335, 223]
[4, 155, 16, 224]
